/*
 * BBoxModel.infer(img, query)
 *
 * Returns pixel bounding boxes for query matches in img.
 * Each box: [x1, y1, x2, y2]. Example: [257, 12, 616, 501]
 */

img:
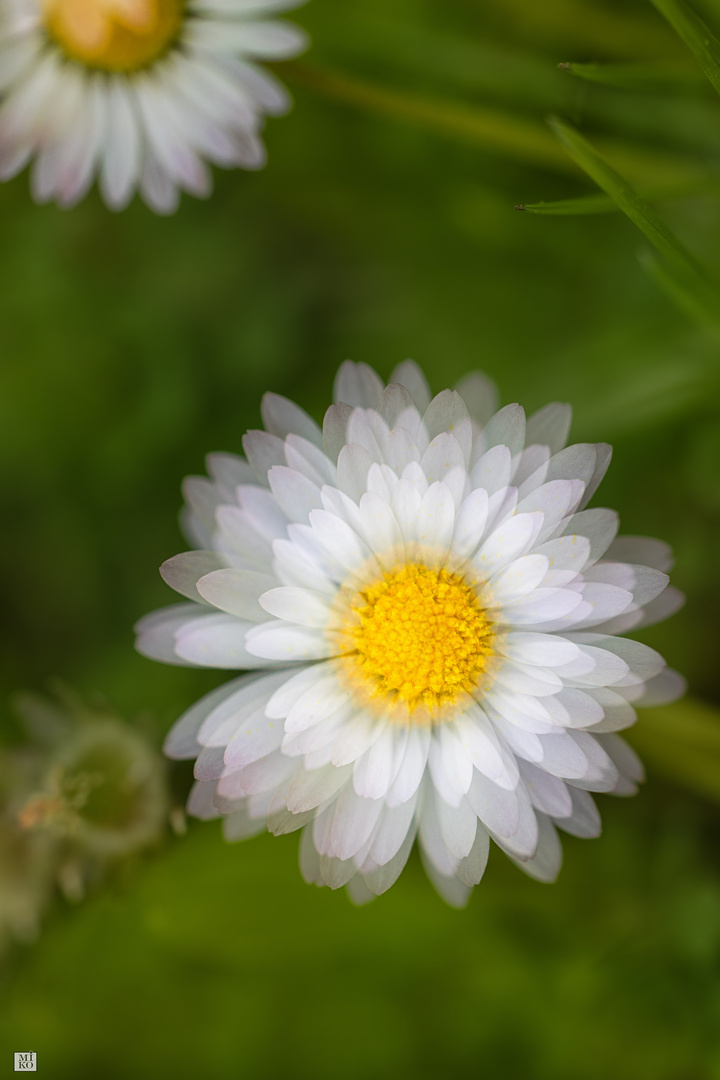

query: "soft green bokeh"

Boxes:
[1, 0, 720, 1076]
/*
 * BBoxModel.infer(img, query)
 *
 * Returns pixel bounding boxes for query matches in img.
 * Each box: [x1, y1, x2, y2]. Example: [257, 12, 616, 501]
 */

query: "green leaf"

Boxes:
[558, 59, 701, 92]
[517, 194, 621, 215]
[629, 698, 720, 804]
[547, 115, 720, 335]
[649, 0, 720, 96]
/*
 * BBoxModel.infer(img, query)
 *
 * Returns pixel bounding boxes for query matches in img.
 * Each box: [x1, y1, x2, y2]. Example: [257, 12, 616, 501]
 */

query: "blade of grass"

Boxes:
[628, 698, 720, 804]
[558, 59, 701, 92]
[649, 0, 720, 96]
[517, 194, 622, 215]
[518, 176, 717, 214]
[547, 115, 720, 334]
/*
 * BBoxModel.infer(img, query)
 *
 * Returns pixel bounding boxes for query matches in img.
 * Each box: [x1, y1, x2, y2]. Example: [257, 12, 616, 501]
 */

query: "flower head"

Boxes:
[0, 0, 307, 211]
[137, 360, 685, 906]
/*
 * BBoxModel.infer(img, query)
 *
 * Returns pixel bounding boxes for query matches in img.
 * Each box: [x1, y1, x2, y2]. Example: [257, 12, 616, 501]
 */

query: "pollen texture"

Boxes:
[343, 563, 494, 716]
[43, 0, 183, 72]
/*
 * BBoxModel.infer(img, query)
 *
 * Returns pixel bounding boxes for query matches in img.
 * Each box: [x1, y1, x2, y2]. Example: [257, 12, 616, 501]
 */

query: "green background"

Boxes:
[2, 0, 720, 1076]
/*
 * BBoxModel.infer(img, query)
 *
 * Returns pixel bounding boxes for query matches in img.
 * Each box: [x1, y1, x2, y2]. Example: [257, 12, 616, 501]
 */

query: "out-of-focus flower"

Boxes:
[0, 751, 56, 951]
[137, 360, 685, 906]
[0, 0, 307, 212]
[0, 689, 170, 950]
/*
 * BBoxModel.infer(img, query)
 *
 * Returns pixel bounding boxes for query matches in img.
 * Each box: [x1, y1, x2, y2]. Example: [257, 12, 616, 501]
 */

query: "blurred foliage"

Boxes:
[1, 0, 720, 1076]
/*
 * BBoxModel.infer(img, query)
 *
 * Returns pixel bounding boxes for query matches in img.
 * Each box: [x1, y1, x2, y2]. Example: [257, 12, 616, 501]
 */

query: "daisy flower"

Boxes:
[0, 0, 307, 212]
[136, 360, 685, 906]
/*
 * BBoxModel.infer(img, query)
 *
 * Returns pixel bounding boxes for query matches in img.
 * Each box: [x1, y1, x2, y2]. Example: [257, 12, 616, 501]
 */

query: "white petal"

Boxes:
[164, 674, 260, 758]
[500, 631, 580, 667]
[627, 667, 686, 706]
[222, 810, 267, 841]
[284, 677, 351, 733]
[516, 479, 583, 541]
[454, 370, 499, 424]
[357, 491, 402, 555]
[346, 409, 387, 461]
[299, 823, 323, 885]
[481, 554, 549, 606]
[437, 795, 478, 860]
[336, 442, 374, 502]
[197, 670, 289, 746]
[596, 733, 644, 784]
[472, 511, 543, 579]
[245, 621, 332, 660]
[451, 488, 489, 560]
[417, 481, 455, 549]
[455, 823, 490, 887]
[333, 361, 384, 408]
[322, 402, 353, 464]
[437, 724, 474, 795]
[481, 403, 526, 457]
[418, 786, 456, 876]
[420, 433, 466, 496]
[242, 430, 286, 481]
[423, 390, 471, 448]
[499, 586, 584, 627]
[268, 465, 321, 523]
[196, 568, 278, 620]
[308, 509, 377, 573]
[454, 709, 506, 781]
[561, 508, 619, 564]
[369, 792, 420, 866]
[330, 786, 384, 861]
[362, 823, 417, 895]
[555, 787, 601, 837]
[517, 759, 572, 818]
[492, 659, 562, 696]
[353, 726, 399, 799]
[258, 585, 333, 627]
[511, 812, 563, 882]
[580, 443, 612, 508]
[286, 763, 352, 813]
[525, 402, 572, 455]
[391, 477, 422, 543]
[389, 360, 433, 412]
[261, 392, 323, 447]
[223, 708, 283, 768]
[388, 725, 431, 804]
[535, 534, 591, 586]
[422, 858, 472, 908]
[605, 535, 673, 572]
[265, 662, 333, 718]
[187, 779, 221, 819]
[376, 382, 420, 431]
[330, 713, 384, 766]
[470, 444, 512, 495]
[158, 551, 226, 604]
[466, 769, 519, 839]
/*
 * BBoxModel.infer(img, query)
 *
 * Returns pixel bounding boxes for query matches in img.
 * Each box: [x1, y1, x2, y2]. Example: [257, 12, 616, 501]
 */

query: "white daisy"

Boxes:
[136, 360, 685, 906]
[0, 0, 307, 212]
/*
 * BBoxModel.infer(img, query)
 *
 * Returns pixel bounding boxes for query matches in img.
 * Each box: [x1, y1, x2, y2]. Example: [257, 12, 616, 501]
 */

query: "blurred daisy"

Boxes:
[137, 360, 685, 906]
[0, 0, 307, 212]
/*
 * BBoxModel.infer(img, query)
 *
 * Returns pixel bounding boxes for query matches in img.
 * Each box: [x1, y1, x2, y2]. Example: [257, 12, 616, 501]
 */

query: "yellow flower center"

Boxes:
[338, 562, 494, 720]
[43, 0, 183, 72]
